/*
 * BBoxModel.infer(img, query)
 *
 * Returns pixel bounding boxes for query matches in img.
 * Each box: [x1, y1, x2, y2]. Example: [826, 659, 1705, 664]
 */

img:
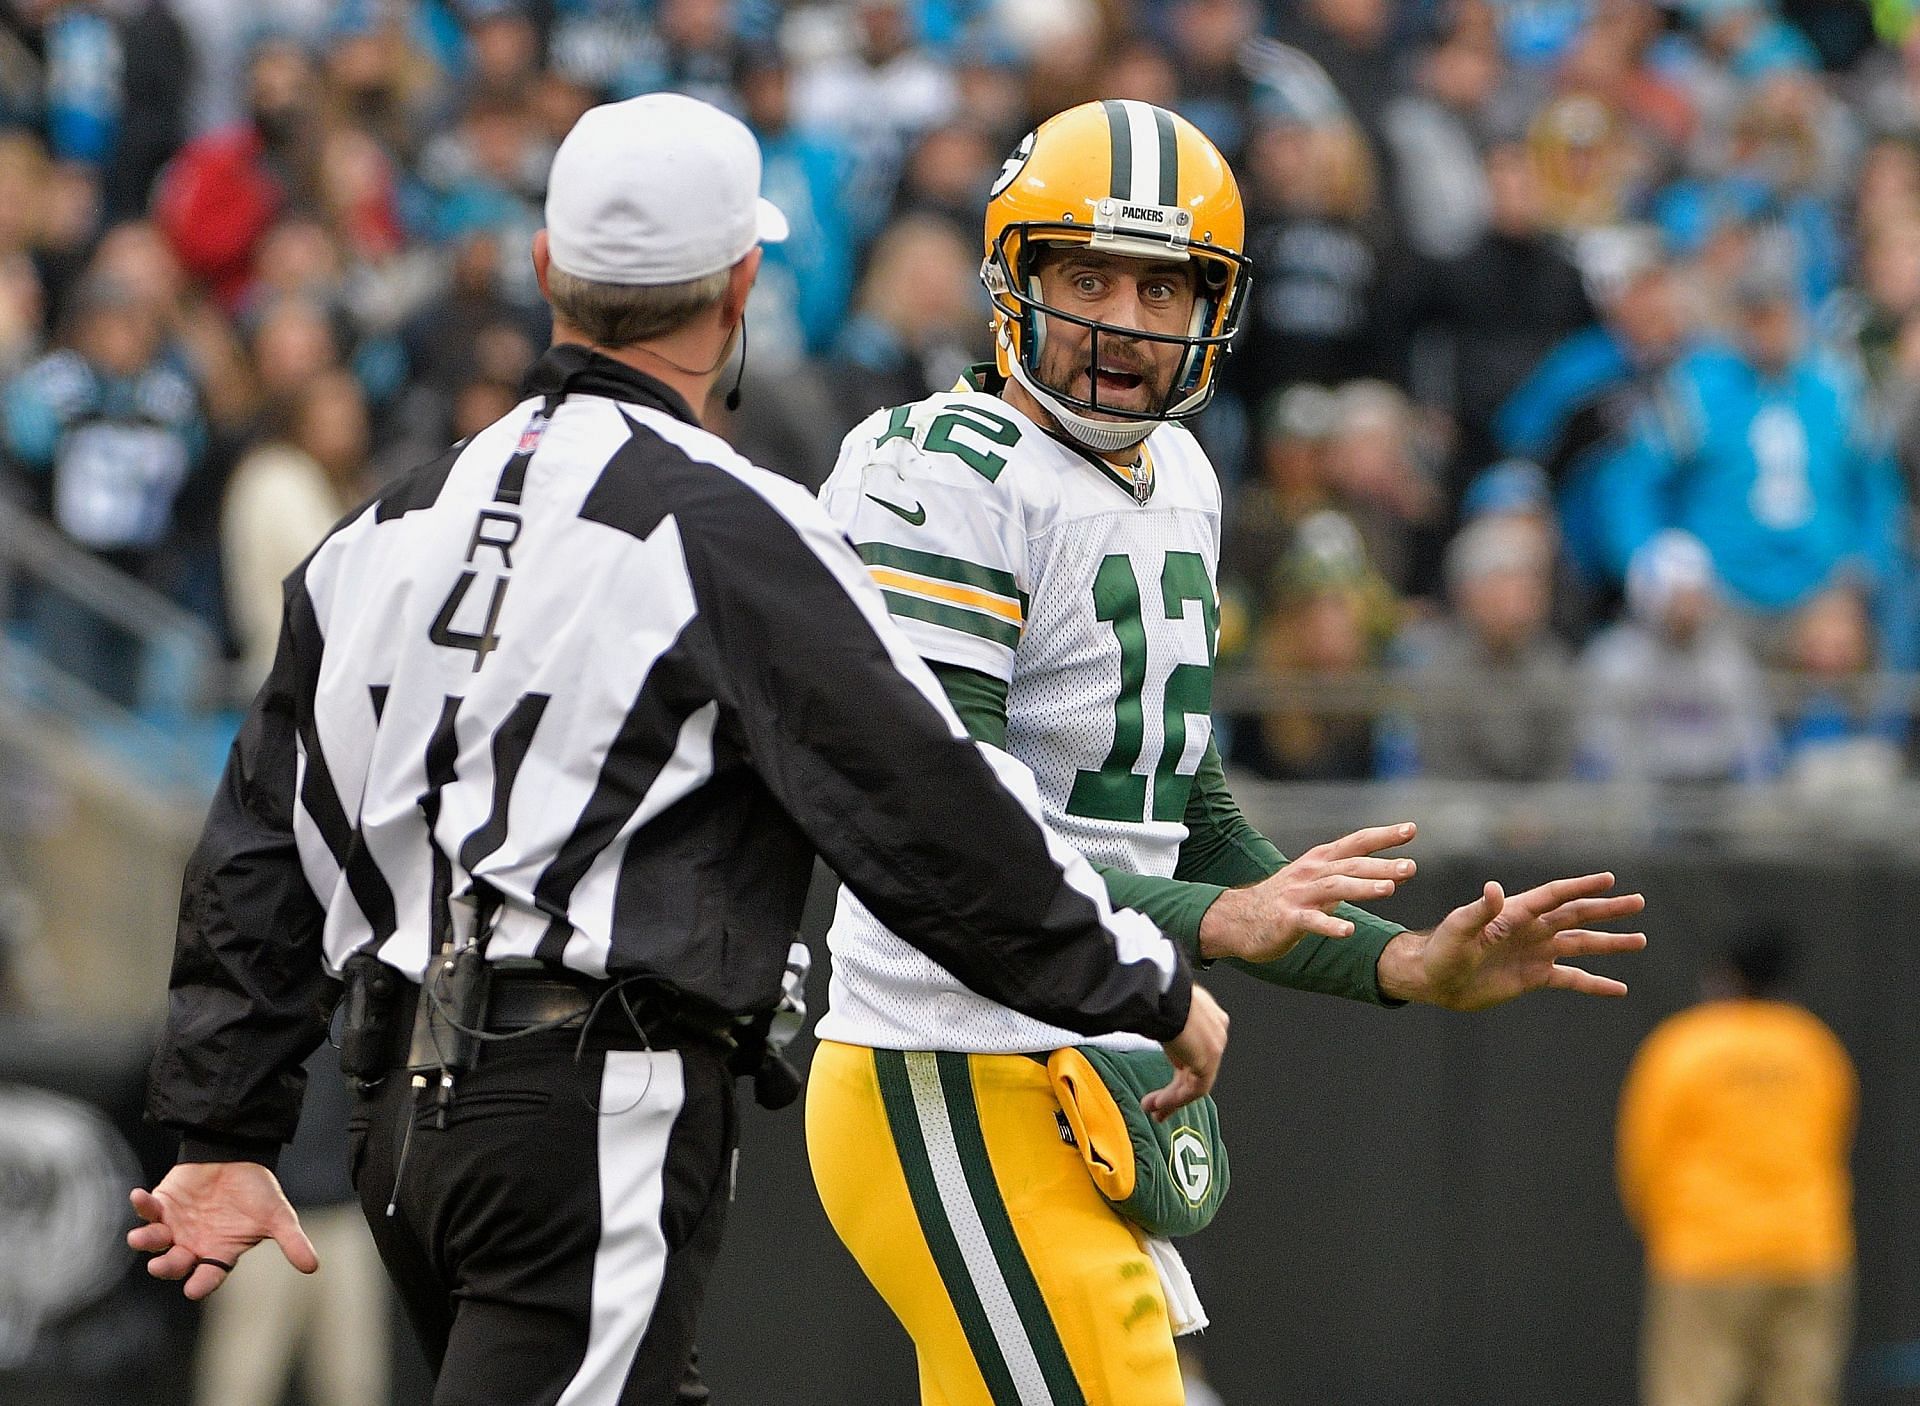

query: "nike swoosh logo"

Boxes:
[866, 494, 927, 526]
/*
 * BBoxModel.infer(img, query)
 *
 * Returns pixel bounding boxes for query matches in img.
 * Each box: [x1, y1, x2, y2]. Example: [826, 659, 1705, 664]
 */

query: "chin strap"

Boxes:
[1006, 352, 1157, 454]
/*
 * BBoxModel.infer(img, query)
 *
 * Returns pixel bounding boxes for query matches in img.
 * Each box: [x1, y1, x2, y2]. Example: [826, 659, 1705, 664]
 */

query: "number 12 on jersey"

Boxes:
[1066, 551, 1216, 824]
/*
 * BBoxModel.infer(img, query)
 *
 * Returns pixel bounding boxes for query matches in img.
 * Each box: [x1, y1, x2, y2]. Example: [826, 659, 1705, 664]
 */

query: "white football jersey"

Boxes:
[816, 385, 1222, 1053]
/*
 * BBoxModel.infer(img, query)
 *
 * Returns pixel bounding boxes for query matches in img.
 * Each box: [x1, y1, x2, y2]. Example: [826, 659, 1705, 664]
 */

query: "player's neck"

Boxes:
[1000, 376, 1145, 469]
[549, 322, 728, 426]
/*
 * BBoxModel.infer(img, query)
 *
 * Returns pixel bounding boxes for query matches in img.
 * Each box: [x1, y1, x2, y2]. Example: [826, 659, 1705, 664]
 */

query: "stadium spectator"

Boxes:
[1163, 0, 1262, 161]
[1576, 530, 1779, 781]
[1499, 226, 1688, 600]
[1270, 0, 1399, 144]
[222, 368, 372, 689]
[1404, 139, 1597, 487]
[828, 213, 986, 434]
[1455, 456, 1596, 641]
[1525, 94, 1645, 235]
[417, 90, 551, 315]
[1381, 20, 1503, 262]
[89, 220, 253, 434]
[1595, 262, 1906, 632]
[1618, 926, 1856, 1406]
[458, 0, 543, 97]
[1321, 378, 1443, 593]
[246, 295, 343, 411]
[317, 0, 444, 164]
[1230, 106, 1392, 412]
[790, 0, 959, 246]
[1221, 383, 1341, 638]
[1391, 515, 1576, 781]
[1231, 510, 1397, 780]
[3, 273, 210, 700]
[1778, 582, 1908, 793]
[153, 37, 325, 308]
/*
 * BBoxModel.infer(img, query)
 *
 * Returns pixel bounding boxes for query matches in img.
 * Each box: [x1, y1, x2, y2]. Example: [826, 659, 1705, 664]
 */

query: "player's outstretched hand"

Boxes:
[1198, 822, 1418, 965]
[1147, 983, 1229, 1121]
[1380, 872, 1647, 1011]
[128, 1162, 319, 1301]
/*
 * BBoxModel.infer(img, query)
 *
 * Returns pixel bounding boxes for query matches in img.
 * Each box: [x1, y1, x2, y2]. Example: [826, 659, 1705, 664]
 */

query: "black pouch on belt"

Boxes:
[338, 951, 401, 1081]
[406, 941, 491, 1075]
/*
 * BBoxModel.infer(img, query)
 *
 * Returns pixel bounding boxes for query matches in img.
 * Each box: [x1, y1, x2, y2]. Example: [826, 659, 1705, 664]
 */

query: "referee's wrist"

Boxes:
[177, 1134, 281, 1172]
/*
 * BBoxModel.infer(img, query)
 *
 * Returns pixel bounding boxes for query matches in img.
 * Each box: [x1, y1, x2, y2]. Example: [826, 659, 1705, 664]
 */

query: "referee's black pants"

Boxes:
[349, 1030, 736, 1405]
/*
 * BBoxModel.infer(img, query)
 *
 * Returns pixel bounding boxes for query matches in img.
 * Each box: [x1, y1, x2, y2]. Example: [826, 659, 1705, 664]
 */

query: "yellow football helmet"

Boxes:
[981, 99, 1252, 451]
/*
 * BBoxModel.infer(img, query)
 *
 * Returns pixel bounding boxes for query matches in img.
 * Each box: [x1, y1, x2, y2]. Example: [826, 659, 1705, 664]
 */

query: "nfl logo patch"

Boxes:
[516, 414, 548, 455]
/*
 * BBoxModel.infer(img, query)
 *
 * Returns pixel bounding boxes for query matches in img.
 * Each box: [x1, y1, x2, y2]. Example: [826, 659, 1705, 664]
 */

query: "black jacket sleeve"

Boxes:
[145, 581, 336, 1164]
[685, 487, 1192, 1042]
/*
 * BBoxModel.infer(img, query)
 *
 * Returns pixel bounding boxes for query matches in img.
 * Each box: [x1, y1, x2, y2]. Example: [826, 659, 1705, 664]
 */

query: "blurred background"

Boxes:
[0, 0, 1917, 1401]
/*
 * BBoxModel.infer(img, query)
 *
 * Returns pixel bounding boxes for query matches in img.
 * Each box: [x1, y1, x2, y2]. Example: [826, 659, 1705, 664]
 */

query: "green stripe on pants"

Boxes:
[934, 1052, 1088, 1406]
[874, 1050, 1025, 1406]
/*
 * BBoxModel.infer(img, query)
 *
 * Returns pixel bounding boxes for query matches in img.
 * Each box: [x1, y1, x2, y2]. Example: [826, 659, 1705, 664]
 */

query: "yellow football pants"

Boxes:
[806, 1040, 1184, 1406]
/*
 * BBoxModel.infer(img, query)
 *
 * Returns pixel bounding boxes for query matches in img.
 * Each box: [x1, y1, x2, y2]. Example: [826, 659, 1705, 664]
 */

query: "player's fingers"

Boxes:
[1142, 1065, 1208, 1121]
[127, 1220, 175, 1254]
[1449, 880, 1504, 932]
[1313, 823, 1416, 863]
[1552, 929, 1648, 958]
[1545, 964, 1630, 998]
[1300, 874, 1399, 908]
[1544, 893, 1646, 931]
[1507, 872, 1616, 920]
[145, 1244, 200, 1282]
[1297, 909, 1357, 939]
[1323, 856, 1416, 883]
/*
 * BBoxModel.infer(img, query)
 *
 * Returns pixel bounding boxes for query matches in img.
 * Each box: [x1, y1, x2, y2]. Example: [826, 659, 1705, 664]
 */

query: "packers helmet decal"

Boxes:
[990, 130, 1035, 199]
[981, 99, 1252, 451]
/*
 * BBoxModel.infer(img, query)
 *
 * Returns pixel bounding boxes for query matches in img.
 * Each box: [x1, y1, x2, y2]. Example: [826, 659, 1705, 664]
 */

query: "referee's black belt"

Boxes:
[383, 966, 735, 1065]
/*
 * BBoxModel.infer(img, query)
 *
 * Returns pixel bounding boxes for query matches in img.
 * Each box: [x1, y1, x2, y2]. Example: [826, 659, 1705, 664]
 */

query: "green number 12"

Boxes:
[1065, 551, 1216, 824]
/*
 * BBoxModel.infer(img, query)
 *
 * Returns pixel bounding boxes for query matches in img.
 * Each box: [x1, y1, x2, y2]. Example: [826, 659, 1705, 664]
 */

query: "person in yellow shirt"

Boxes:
[1618, 927, 1858, 1406]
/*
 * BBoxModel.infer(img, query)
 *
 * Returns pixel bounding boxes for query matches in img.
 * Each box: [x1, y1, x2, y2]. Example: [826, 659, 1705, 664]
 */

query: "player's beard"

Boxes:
[1035, 330, 1179, 421]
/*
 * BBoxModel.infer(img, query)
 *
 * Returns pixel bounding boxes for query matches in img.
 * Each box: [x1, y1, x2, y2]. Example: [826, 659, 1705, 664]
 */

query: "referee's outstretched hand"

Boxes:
[127, 1163, 320, 1300]
[1146, 983, 1229, 1121]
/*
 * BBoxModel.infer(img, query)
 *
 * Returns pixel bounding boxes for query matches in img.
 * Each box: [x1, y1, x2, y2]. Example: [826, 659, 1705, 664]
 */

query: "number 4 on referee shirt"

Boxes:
[430, 421, 539, 669]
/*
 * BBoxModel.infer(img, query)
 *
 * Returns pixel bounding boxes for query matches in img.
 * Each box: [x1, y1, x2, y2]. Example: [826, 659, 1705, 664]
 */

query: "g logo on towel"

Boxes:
[1170, 1127, 1211, 1205]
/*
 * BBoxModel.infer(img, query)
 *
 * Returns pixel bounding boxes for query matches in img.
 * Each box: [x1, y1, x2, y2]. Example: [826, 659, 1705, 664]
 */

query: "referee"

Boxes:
[129, 93, 1226, 1404]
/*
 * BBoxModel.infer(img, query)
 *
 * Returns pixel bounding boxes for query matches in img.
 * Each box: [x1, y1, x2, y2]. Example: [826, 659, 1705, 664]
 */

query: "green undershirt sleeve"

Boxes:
[930, 661, 1010, 749]
[929, 663, 1225, 950]
[926, 664, 1404, 1005]
[1177, 738, 1407, 1007]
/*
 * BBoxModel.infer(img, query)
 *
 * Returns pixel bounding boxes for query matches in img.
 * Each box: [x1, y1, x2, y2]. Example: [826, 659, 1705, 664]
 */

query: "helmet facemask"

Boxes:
[982, 217, 1251, 453]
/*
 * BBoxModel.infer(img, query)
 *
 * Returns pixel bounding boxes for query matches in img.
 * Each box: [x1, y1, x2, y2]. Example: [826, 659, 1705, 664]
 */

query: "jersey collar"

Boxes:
[523, 342, 701, 426]
[958, 362, 1158, 505]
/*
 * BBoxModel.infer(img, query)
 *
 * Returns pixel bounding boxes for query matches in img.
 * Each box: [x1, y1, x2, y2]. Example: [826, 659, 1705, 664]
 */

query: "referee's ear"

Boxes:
[532, 229, 554, 302]
[721, 248, 761, 331]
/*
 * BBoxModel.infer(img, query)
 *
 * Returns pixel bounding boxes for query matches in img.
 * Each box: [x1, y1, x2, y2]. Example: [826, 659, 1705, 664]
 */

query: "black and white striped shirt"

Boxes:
[149, 345, 1191, 1153]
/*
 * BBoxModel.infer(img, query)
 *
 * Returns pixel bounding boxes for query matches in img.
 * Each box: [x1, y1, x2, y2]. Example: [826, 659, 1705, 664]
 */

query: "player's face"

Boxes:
[1030, 247, 1198, 418]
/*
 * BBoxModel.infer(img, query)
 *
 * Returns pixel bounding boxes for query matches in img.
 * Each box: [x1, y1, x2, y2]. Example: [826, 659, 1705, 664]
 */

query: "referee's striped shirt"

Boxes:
[150, 344, 1191, 1155]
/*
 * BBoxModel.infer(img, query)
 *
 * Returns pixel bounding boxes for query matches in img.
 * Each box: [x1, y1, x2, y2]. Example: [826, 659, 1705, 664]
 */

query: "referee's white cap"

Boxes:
[545, 92, 790, 287]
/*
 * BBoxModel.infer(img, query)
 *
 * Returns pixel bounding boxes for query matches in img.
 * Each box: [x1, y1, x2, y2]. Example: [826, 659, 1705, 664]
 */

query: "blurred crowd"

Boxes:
[3, 0, 1920, 790]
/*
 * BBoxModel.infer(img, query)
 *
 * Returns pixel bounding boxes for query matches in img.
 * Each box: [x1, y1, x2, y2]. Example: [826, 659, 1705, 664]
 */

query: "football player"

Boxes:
[807, 99, 1647, 1406]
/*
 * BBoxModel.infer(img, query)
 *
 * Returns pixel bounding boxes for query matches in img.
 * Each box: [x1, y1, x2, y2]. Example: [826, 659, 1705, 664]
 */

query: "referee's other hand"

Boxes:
[128, 1162, 320, 1300]
[1146, 984, 1229, 1121]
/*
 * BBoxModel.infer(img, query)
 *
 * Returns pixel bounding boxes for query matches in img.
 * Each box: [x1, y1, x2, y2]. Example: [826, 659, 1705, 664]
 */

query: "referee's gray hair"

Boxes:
[545, 265, 731, 348]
